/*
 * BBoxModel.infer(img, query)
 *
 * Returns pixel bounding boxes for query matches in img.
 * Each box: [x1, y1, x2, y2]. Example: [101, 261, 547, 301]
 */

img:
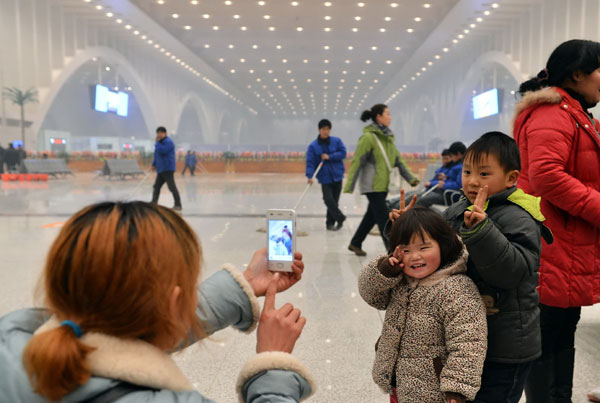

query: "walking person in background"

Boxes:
[5, 143, 18, 172]
[344, 104, 419, 255]
[182, 150, 197, 176]
[151, 126, 182, 211]
[0, 144, 5, 174]
[306, 119, 347, 231]
[513, 39, 600, 403]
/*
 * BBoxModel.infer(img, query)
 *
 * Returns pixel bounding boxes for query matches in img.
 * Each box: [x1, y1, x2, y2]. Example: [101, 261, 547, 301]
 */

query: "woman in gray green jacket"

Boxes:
[345, 104, 419, 255]
[0, 202, 314, 403]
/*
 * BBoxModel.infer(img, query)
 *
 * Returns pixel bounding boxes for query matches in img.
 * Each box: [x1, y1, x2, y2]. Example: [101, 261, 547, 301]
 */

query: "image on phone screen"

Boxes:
[268, 220, 293, 261]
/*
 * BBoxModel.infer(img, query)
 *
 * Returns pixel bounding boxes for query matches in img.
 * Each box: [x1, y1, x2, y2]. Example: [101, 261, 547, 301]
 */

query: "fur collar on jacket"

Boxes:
[35, 318, 195, 392]
[511, 87, 564, 129]
[405, 243, 469, 289]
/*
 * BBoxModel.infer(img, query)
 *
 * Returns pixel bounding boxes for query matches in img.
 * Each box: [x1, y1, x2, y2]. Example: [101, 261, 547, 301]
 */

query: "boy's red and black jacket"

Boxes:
[443, 186, 552, 363]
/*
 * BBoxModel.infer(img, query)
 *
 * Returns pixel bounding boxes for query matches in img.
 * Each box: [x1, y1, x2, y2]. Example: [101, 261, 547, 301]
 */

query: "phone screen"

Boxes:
[268, 219, 294, 261]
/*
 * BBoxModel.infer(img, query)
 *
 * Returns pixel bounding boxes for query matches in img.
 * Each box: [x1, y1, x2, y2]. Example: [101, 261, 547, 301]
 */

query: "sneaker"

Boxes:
[173, 205, 182, 212]
[588, 387, 600, 402]
[348, 244, 366, 256]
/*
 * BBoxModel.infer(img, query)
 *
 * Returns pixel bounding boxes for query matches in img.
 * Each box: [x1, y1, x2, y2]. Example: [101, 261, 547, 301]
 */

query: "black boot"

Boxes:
[551, 348, 575, 403]
[524, 356, 554, 403]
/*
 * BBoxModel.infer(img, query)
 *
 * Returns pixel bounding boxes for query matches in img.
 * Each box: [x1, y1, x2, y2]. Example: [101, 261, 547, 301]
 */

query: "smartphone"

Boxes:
[266, 209, 296, 272]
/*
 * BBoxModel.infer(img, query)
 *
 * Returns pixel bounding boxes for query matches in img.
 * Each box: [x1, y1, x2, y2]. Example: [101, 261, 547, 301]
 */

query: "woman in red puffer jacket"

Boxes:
[513, 39, 600, 403]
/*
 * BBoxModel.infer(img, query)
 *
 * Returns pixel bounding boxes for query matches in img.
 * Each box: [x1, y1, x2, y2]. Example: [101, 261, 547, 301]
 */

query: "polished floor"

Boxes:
[1, 173, 598, 402]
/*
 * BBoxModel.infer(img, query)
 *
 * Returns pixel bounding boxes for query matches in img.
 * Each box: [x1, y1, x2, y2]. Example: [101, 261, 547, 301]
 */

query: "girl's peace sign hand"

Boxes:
[464, 185, 488, 229]
[389, 189, 417, 222]
[388, 246, 405, 268]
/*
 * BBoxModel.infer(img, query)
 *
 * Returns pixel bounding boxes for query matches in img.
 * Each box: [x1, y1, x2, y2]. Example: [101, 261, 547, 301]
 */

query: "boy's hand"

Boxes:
[464, 185, 488, 229]
[388, 246, 405, 268]
[389, 189, 417, 222]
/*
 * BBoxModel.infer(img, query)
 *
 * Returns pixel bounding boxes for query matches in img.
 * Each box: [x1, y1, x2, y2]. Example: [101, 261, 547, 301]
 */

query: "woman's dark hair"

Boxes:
[360, 104, 388, 122]
[518, 39, 600, 95]
[388, 206, 463, 269]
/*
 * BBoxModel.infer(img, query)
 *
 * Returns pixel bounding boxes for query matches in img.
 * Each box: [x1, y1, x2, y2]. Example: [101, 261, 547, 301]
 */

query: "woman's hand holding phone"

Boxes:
[243, 247, 304, 297]
[256, 274, 306, 354]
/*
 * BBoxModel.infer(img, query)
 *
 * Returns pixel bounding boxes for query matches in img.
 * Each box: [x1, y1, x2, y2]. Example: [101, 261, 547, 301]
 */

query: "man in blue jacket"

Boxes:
[416, 141, 466, 208]
[306, 119, 347, 230]
[182, 150, 197, 176]
[151, 126, 182, 211]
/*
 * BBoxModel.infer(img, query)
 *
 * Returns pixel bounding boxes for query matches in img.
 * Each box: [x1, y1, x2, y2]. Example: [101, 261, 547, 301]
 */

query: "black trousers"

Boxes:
[524, 304, 581, 403]
[151, 171, 182, 207]
[182, 164, 195, 176]
[469, 360, 532, 403]
[321, 181, 345, 226]
[350, 192, 389, 250]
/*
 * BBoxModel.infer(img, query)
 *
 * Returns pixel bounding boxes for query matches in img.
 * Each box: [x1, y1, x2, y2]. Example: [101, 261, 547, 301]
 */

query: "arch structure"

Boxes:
[174, 93, 215, 144]
[31, 47, 159, 143]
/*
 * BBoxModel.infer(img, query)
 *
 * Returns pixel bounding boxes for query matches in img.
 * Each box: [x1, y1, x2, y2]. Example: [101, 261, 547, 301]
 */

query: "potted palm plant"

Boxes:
[2, 87, 39, 148]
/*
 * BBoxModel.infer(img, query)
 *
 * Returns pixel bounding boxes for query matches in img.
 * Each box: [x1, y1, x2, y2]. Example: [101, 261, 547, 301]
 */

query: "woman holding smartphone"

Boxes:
[344, 104, 419, 255]
[0, 201, 314, 402]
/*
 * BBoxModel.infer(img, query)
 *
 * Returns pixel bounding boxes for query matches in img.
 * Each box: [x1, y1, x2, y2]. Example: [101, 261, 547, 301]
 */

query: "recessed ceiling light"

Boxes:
[213, 26, 219, 30]
[443, 47, 449, 52]
[276, 44, 282, 49]
[253, 44, 258, 49]
[365, 60, 371, 64]
[492, 3, 499, 8]
[203, 14, 210, 18]
[390, 2, 398, 7]
[324, 45, 330, 50]
[470, 23, 476, 28]
[269, 26, 276, 31]
[379, 28, 386, 32]
[423, 3, 431, 8]
[325, 16, 332, 20]
[414, 17, 421, 22]
[225, 0, 232, 5]
[233, 14, 240, 19]
[345, 59, 350, 63]
[261, 58, 266, 62]
[352, 27, 358, 32]
[476, 17, 483, 22]
[263, 15, 270, 19]
[358, 2, 365, 6]
[258, 1, 266, 5]
[241, 26, 247, 30]
[324, 27, 331, 31]
[385, 17, 391, 21]
[452, 39, 458, 43]
[386, 60, 392, 64]
[184, 25, 191, 30]
[204, 44, 210, 48]
[434, 54, 440, 59]
[141, 35, 147, 39]
[230, 69, 235, 73]
[106, 12, 113, 17]
[228, 44, 234, 48]
[324, 1, 332, 5]
[95, 5, 103, 9]
[291, 1, 299, 5]
[371, 46, 377, 50]
[190, 0, 199, 4]
[125, 24, 132, 29]
[116, 19, 123, 24]
[303, 59, 308, 63]
[171, 13, 179, 18]
[219, 58, 224, 62]
[458, 34, 464, 38]
[484, 10, 490, 15]
[296, 26, 303, 31]
[407, 28, 414, 33]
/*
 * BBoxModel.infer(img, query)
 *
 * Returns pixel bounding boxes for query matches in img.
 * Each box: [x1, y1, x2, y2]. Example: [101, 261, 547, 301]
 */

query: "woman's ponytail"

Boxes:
[360, 110, 372, 122]
[23, 326, 94, 401]
[517, 69, 548, 96]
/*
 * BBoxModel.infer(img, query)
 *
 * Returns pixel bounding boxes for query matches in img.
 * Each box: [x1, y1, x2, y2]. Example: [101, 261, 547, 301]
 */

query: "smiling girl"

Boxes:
[358, 207, 487, 403]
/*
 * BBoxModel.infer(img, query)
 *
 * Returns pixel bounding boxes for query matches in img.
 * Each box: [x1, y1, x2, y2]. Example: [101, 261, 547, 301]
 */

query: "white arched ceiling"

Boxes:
[174, 93, 213, 143]
[31, 47, 158, 141]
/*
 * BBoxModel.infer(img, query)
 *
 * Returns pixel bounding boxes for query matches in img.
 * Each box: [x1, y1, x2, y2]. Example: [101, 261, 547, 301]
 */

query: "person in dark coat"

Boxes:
[151, 127, 182, 211]
[5, 143, 18, 172]
[306, 119, 347, 230]
[0, 145, 5, 174]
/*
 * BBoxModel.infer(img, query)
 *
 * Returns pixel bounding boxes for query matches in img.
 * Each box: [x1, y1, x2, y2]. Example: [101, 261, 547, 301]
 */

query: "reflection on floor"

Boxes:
[1, 173, 598, 402]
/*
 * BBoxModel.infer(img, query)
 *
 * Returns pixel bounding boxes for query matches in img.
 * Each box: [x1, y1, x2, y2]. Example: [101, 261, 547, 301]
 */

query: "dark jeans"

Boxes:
[321, 181, 345, 226]
[469, 360, 532, 403]
[350, 192, 389, 250]
[182, 164, 195, 176]
[151, 171, 181, 207]
[416, 188, 445, 208]
[524, 304, 581, 403]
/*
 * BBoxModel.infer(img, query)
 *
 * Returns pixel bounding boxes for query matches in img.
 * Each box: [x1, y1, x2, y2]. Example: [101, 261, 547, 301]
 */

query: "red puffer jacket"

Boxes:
[513, 87, 600, 308]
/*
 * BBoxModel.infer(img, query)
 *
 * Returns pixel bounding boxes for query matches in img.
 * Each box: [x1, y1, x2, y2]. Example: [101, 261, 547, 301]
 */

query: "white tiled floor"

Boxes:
[1, 173, 598, 402]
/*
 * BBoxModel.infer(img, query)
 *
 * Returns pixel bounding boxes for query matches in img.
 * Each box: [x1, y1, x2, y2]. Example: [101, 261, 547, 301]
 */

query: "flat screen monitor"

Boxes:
[472, 88, 499, 120]
[94, 84, 129, 117]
